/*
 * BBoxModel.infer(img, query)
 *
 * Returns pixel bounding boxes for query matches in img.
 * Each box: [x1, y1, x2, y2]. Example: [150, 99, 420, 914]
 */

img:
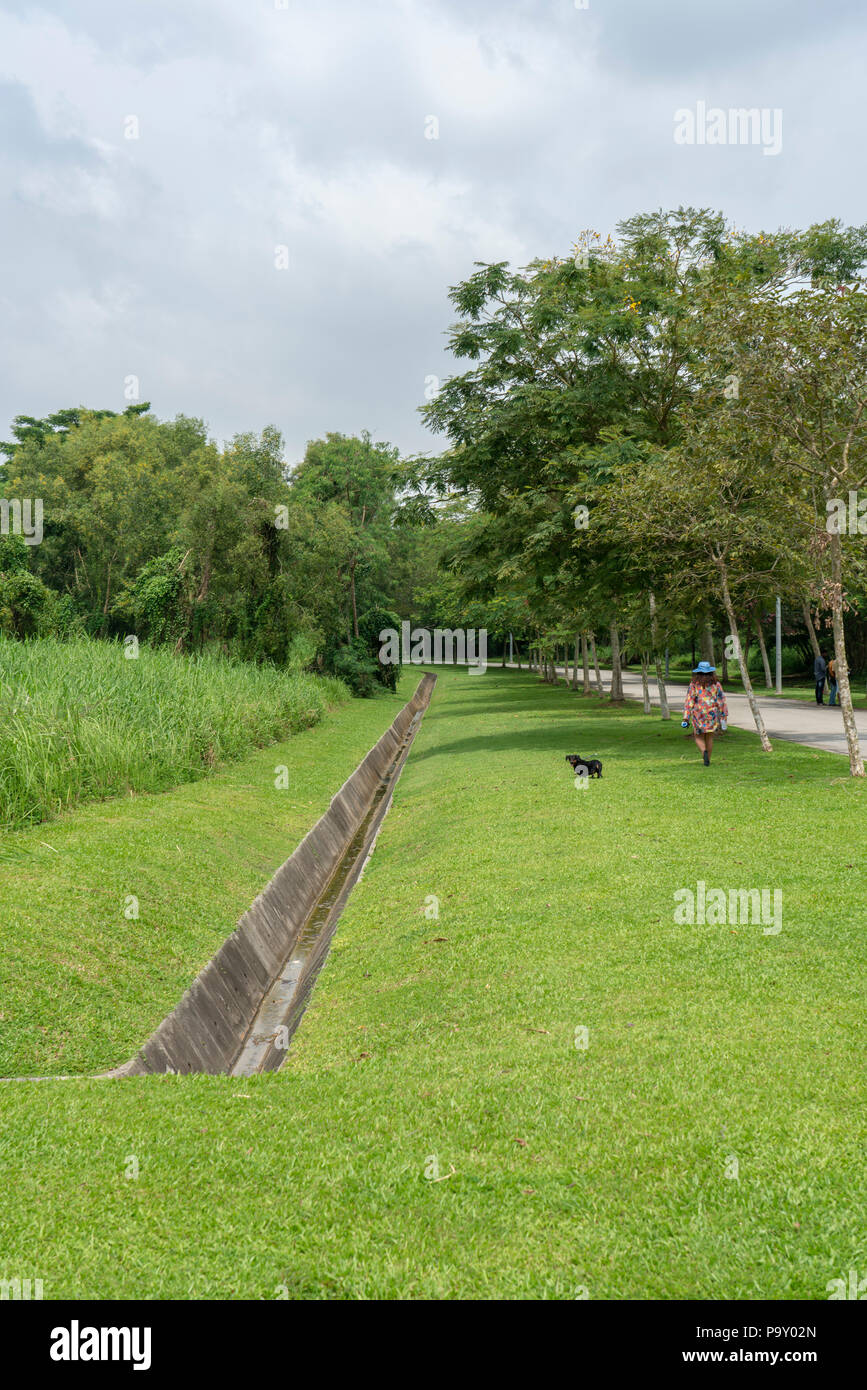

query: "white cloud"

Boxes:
[0, 0, 865, 461]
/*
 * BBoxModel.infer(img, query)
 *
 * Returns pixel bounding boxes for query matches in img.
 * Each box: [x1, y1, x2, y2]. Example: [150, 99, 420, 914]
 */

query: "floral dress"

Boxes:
[683, 679, 728, 733]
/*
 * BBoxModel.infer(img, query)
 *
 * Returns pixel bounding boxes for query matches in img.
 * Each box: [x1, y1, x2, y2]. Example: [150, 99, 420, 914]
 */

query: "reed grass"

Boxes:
[0, 636, 347, 830]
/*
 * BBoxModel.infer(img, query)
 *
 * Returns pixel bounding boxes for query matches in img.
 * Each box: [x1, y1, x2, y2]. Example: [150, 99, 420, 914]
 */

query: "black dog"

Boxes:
[566, 753, 603, 779]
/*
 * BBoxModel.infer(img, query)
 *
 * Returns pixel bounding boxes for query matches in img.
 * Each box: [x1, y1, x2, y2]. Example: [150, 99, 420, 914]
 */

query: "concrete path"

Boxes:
[543, 664, 864, 758]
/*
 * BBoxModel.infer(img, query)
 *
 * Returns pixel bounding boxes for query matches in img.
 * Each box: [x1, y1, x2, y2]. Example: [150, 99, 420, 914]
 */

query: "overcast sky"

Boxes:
[1, 0, 866, 464]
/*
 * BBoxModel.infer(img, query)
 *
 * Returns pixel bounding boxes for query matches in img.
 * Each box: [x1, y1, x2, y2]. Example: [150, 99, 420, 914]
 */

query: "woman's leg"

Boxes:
[693, 727, 713, 763]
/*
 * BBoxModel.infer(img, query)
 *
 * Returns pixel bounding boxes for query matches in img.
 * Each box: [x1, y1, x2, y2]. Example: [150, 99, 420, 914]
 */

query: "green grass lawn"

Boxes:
[1, 668, 864, 1299]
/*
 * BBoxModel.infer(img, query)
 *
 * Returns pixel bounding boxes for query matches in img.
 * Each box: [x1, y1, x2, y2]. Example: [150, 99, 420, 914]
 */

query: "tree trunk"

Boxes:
[581, 632, 591, 694]
[802, 599, 822, 662]
[648, 590, 670, 719]
[571, 632, 580, 690]
[641, 654, 651, 713]
[609, 622, 624, 701]
[590, 632, 603, 694]
[349, 556, 359, 639]
[754, 614, 772, 688]
[99, 560, 113, 636]
[828, 528, 864, 776]
[718, 560, 772, 752]
[701, 620, 715, 666]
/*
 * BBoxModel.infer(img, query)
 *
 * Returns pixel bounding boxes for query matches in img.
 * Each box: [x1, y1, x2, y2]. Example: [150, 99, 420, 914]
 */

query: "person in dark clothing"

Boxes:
[814, 650, 828, 704]
[827, 655, 838, 707]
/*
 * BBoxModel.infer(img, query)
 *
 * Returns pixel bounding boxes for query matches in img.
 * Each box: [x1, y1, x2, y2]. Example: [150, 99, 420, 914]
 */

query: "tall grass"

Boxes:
[0, 636, 348, 830]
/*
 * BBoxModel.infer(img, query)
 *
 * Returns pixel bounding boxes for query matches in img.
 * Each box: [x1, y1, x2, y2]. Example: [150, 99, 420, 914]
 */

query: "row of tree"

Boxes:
[3, 207, 866, 767]
[419, 207, 867, 775]
[0, 409, 441, 695]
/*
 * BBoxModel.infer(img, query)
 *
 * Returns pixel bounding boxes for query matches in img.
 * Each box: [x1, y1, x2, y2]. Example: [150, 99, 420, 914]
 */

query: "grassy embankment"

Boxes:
[1, 668, 864, 1299]
[0, 635, 348, 830]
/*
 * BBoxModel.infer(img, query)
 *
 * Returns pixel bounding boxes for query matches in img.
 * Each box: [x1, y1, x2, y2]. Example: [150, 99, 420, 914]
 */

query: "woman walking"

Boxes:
[681, 661, 728, 766]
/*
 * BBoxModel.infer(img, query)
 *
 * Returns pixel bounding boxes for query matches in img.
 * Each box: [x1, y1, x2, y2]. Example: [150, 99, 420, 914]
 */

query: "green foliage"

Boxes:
[286, 630, 321, 672]
[0, 568, 54, 636]
[0, 409, 439, 678]
[120, 547, 189, 644]
[420, 206, 867, 714]
[331, 637, 380, 697]
[0, 635, 348, 830]
[358, 605, 402, 691]
[0, 401, 150, 459]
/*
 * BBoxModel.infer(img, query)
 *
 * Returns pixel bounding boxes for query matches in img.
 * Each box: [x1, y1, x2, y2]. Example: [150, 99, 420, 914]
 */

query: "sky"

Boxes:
[1, 0, 866, 464]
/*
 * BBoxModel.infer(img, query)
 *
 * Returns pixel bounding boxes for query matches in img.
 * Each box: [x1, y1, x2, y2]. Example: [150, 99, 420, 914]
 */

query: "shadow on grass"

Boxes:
[416, 672, 852, 788]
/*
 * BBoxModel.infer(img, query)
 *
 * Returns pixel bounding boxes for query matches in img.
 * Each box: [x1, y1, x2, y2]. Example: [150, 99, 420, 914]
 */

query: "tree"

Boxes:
[700, 280, 867, 775]
[290, 432, 402, 639]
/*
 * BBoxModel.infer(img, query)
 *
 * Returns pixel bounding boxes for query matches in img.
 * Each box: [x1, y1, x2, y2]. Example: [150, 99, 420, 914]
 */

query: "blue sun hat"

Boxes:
[692, 661, 716, 673]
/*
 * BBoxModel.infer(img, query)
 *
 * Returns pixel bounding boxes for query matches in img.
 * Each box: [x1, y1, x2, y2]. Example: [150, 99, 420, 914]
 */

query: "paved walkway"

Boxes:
[544, 664, 865, 757]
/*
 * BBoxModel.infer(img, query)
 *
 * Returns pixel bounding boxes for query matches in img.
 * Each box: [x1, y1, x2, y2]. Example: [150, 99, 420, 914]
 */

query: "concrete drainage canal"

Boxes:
[0, 672, 435, 1084]
[105, 672, 436, 1078]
